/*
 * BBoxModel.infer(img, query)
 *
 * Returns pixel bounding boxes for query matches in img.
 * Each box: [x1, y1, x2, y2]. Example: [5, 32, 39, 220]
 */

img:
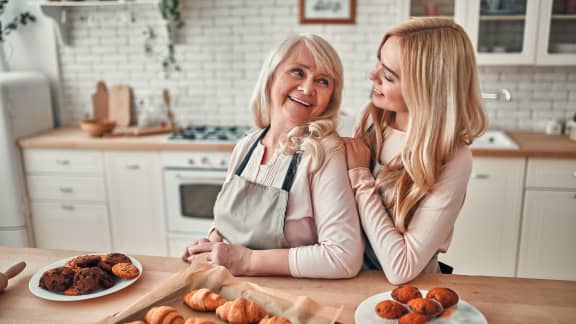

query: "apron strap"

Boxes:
[235, 127, 270, 176]
[234, 126, 302, 192]
[281, 152, 302, 191]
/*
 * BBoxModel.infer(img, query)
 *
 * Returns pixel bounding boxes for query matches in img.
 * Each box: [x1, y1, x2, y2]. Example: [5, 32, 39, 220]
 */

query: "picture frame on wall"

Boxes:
[299, 0, 356, 24]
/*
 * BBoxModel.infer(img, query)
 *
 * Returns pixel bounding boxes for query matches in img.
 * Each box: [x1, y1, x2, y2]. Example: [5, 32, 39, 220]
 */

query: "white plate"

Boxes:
[28, 254, 142, 302]
[355, 289, 487, 324]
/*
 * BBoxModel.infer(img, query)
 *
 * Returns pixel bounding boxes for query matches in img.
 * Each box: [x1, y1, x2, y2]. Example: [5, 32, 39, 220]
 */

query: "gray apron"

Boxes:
[214, 127, 301, 250]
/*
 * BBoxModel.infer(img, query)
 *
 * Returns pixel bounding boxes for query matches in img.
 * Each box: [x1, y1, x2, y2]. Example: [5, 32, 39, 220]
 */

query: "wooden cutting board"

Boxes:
[92, 81, 108, 120]
[108, 85, 132, 127]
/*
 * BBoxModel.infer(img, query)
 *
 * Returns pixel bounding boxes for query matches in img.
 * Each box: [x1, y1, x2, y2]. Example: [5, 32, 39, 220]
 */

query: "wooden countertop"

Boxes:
[1, 246, 576, 323]
[17, 128, 576, 158]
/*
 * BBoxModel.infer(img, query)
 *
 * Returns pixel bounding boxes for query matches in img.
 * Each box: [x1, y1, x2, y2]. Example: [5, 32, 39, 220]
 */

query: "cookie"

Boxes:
[39, 266, 75, 292]
[112, 262, 140, 279]
[99, 252, 132, 273]
[73, 267, 108, 294]
[65, 254, 101, 272]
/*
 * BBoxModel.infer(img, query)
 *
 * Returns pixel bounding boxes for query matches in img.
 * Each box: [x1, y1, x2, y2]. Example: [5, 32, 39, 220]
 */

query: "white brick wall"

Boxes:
[55, 0, 576, 132]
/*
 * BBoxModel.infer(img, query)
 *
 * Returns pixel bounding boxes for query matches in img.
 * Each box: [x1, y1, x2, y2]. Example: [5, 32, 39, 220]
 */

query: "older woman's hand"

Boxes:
[343, 137, 371, 169]
[184, 241, 253, 276]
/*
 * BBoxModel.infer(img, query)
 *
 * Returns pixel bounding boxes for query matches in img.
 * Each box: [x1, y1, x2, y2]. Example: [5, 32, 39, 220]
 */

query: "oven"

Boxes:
[161, 151, 230, 257]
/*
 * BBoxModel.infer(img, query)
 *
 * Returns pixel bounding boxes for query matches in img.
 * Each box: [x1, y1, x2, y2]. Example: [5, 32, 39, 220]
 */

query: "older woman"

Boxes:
[183, 34, 363, 278]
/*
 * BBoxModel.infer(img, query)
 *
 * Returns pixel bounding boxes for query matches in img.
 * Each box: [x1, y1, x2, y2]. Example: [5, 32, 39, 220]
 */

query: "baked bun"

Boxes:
[407, 298, 443, 317]
[183, 318, 215, 324]
[426, 287, 459, 308]
[144, 306, 184, 324]
[38, 266, 75, 292]
[216, 298, 267, 324]
[374, 300, 409, 319]
[398, 312, 428, 324]
[391, 285, 422, 304]
[183, 288, 226, 312]
[259, 316, 292, 324]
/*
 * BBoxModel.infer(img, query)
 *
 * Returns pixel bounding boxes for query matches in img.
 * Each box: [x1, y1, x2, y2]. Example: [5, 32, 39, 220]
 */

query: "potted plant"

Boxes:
[0, 0, 36, 70]
[159, 0, 183, 76]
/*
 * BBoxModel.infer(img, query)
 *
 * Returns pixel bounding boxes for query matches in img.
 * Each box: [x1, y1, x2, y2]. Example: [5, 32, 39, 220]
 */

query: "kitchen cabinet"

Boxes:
[36, 0, 157, 45]
[439, 157, 526, 277]
[399, 0, 576, 65]
[104, 151, 167, 256]
[517, 158, 576, 280]
[23, 149, 112, 252]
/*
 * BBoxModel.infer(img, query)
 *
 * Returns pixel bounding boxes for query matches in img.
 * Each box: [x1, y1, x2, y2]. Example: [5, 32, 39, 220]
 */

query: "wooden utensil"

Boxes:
[92, 81, 109, 120]
[0, 261, 26, 293]
[109, 85, 132, 127]
[162, 88, 175, 129]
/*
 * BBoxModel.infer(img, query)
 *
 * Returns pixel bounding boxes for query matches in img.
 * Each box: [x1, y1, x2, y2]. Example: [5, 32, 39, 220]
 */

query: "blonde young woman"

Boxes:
[183, 34, 363, 278]
[344, 18, 487, 284]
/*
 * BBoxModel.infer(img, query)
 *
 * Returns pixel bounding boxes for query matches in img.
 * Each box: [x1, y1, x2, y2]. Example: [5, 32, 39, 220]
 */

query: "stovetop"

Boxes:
[168, 125, 252, 143]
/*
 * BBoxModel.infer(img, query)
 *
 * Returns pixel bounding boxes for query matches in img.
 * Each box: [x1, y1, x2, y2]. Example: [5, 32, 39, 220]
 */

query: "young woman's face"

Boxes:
[369, 36, 408, 115]
[269, 45, 334, 128]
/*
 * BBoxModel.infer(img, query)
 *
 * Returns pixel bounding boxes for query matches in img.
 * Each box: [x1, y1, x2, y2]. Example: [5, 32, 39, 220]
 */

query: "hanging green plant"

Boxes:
[0, 0, 36, 43]
[159, 0, 184, 75]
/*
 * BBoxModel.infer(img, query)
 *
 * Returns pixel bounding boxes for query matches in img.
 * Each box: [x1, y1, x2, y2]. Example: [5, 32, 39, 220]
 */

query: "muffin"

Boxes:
[38, 266, 75, 292]
[426, 287, 459, 308]
[398, 312, 428, 324]
[375, 300, 409, 319]
[72, 267, 112, 294]
[407, 298, 443, 317]
[391, 285, 423, 304]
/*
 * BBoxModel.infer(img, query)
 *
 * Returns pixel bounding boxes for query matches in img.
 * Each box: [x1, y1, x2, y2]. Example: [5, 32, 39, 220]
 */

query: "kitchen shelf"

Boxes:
[479, 15, 526, 21]
[34, 0, 158, 45]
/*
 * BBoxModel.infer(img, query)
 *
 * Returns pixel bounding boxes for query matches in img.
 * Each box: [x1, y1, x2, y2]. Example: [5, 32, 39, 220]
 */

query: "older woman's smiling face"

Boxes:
[269, 44, 334, 128]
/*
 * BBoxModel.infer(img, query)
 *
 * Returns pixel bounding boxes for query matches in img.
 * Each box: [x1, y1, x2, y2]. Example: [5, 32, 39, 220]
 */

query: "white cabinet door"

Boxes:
[440, 157, 525, 276]
[105, 152, 167, 256]
[518, 190, 576, 280]
[31, 201, 111, 252]
[536, 0, 576, 65]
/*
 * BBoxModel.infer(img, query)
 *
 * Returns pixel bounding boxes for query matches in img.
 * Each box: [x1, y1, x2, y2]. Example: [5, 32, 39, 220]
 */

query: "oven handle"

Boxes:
[175, 173, 202, 181]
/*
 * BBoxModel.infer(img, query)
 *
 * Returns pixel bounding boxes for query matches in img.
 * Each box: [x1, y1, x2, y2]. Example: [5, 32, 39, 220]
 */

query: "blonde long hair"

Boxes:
[356, 18, 487, 233]
[250, 33, 344, 170]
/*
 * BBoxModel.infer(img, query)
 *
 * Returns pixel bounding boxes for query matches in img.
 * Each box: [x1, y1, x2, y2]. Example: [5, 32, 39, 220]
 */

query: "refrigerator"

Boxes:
[0, 71, 53, 246]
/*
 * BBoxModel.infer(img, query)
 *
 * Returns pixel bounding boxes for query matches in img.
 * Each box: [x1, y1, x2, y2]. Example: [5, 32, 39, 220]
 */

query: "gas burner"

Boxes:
[168, 125, 251, 143]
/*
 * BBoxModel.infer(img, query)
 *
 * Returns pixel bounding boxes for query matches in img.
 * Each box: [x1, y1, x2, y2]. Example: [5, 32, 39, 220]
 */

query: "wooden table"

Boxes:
[1, 246, 576, 323]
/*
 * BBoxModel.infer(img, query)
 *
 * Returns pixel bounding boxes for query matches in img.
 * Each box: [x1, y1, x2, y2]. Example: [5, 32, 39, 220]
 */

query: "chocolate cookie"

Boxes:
[72, 267, 109, 294]
[99, 252, 132, 273]
[65, 254, 102, 272]
[39, 266, 75, 292]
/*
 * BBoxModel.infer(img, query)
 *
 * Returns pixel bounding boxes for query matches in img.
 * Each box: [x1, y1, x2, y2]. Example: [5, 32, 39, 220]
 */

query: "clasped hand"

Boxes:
[342, 137, 371, 169]
[182, 239, 253, 276]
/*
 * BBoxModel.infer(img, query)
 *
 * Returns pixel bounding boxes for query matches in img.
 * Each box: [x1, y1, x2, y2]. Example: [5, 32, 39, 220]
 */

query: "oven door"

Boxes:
[164, 169, 226, 236]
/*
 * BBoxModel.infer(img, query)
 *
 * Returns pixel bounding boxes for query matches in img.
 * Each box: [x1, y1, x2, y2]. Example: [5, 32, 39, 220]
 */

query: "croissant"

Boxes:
[259, 316, 292, 324]
[183, 318, 215, 324]
[216, 298, 268, 324]
[144, 306, 185, 324]
[182, 288, 226, 312]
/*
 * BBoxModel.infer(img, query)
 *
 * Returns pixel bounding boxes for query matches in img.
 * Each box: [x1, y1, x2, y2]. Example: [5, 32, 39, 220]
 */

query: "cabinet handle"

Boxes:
[56, 160, 70, 166]
[61, 204, 75, 211]
[125, 164, 140, 170]
[471, 173, 490, 179]
[59, 187, 74, 193]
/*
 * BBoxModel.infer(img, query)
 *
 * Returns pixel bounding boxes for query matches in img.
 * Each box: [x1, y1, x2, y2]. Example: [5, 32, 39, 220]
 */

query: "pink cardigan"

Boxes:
[349, 128, 472, 284]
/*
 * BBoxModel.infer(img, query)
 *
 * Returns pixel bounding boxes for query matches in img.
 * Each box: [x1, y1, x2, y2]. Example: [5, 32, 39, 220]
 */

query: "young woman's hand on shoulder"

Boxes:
[342, 137, 371, 169]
